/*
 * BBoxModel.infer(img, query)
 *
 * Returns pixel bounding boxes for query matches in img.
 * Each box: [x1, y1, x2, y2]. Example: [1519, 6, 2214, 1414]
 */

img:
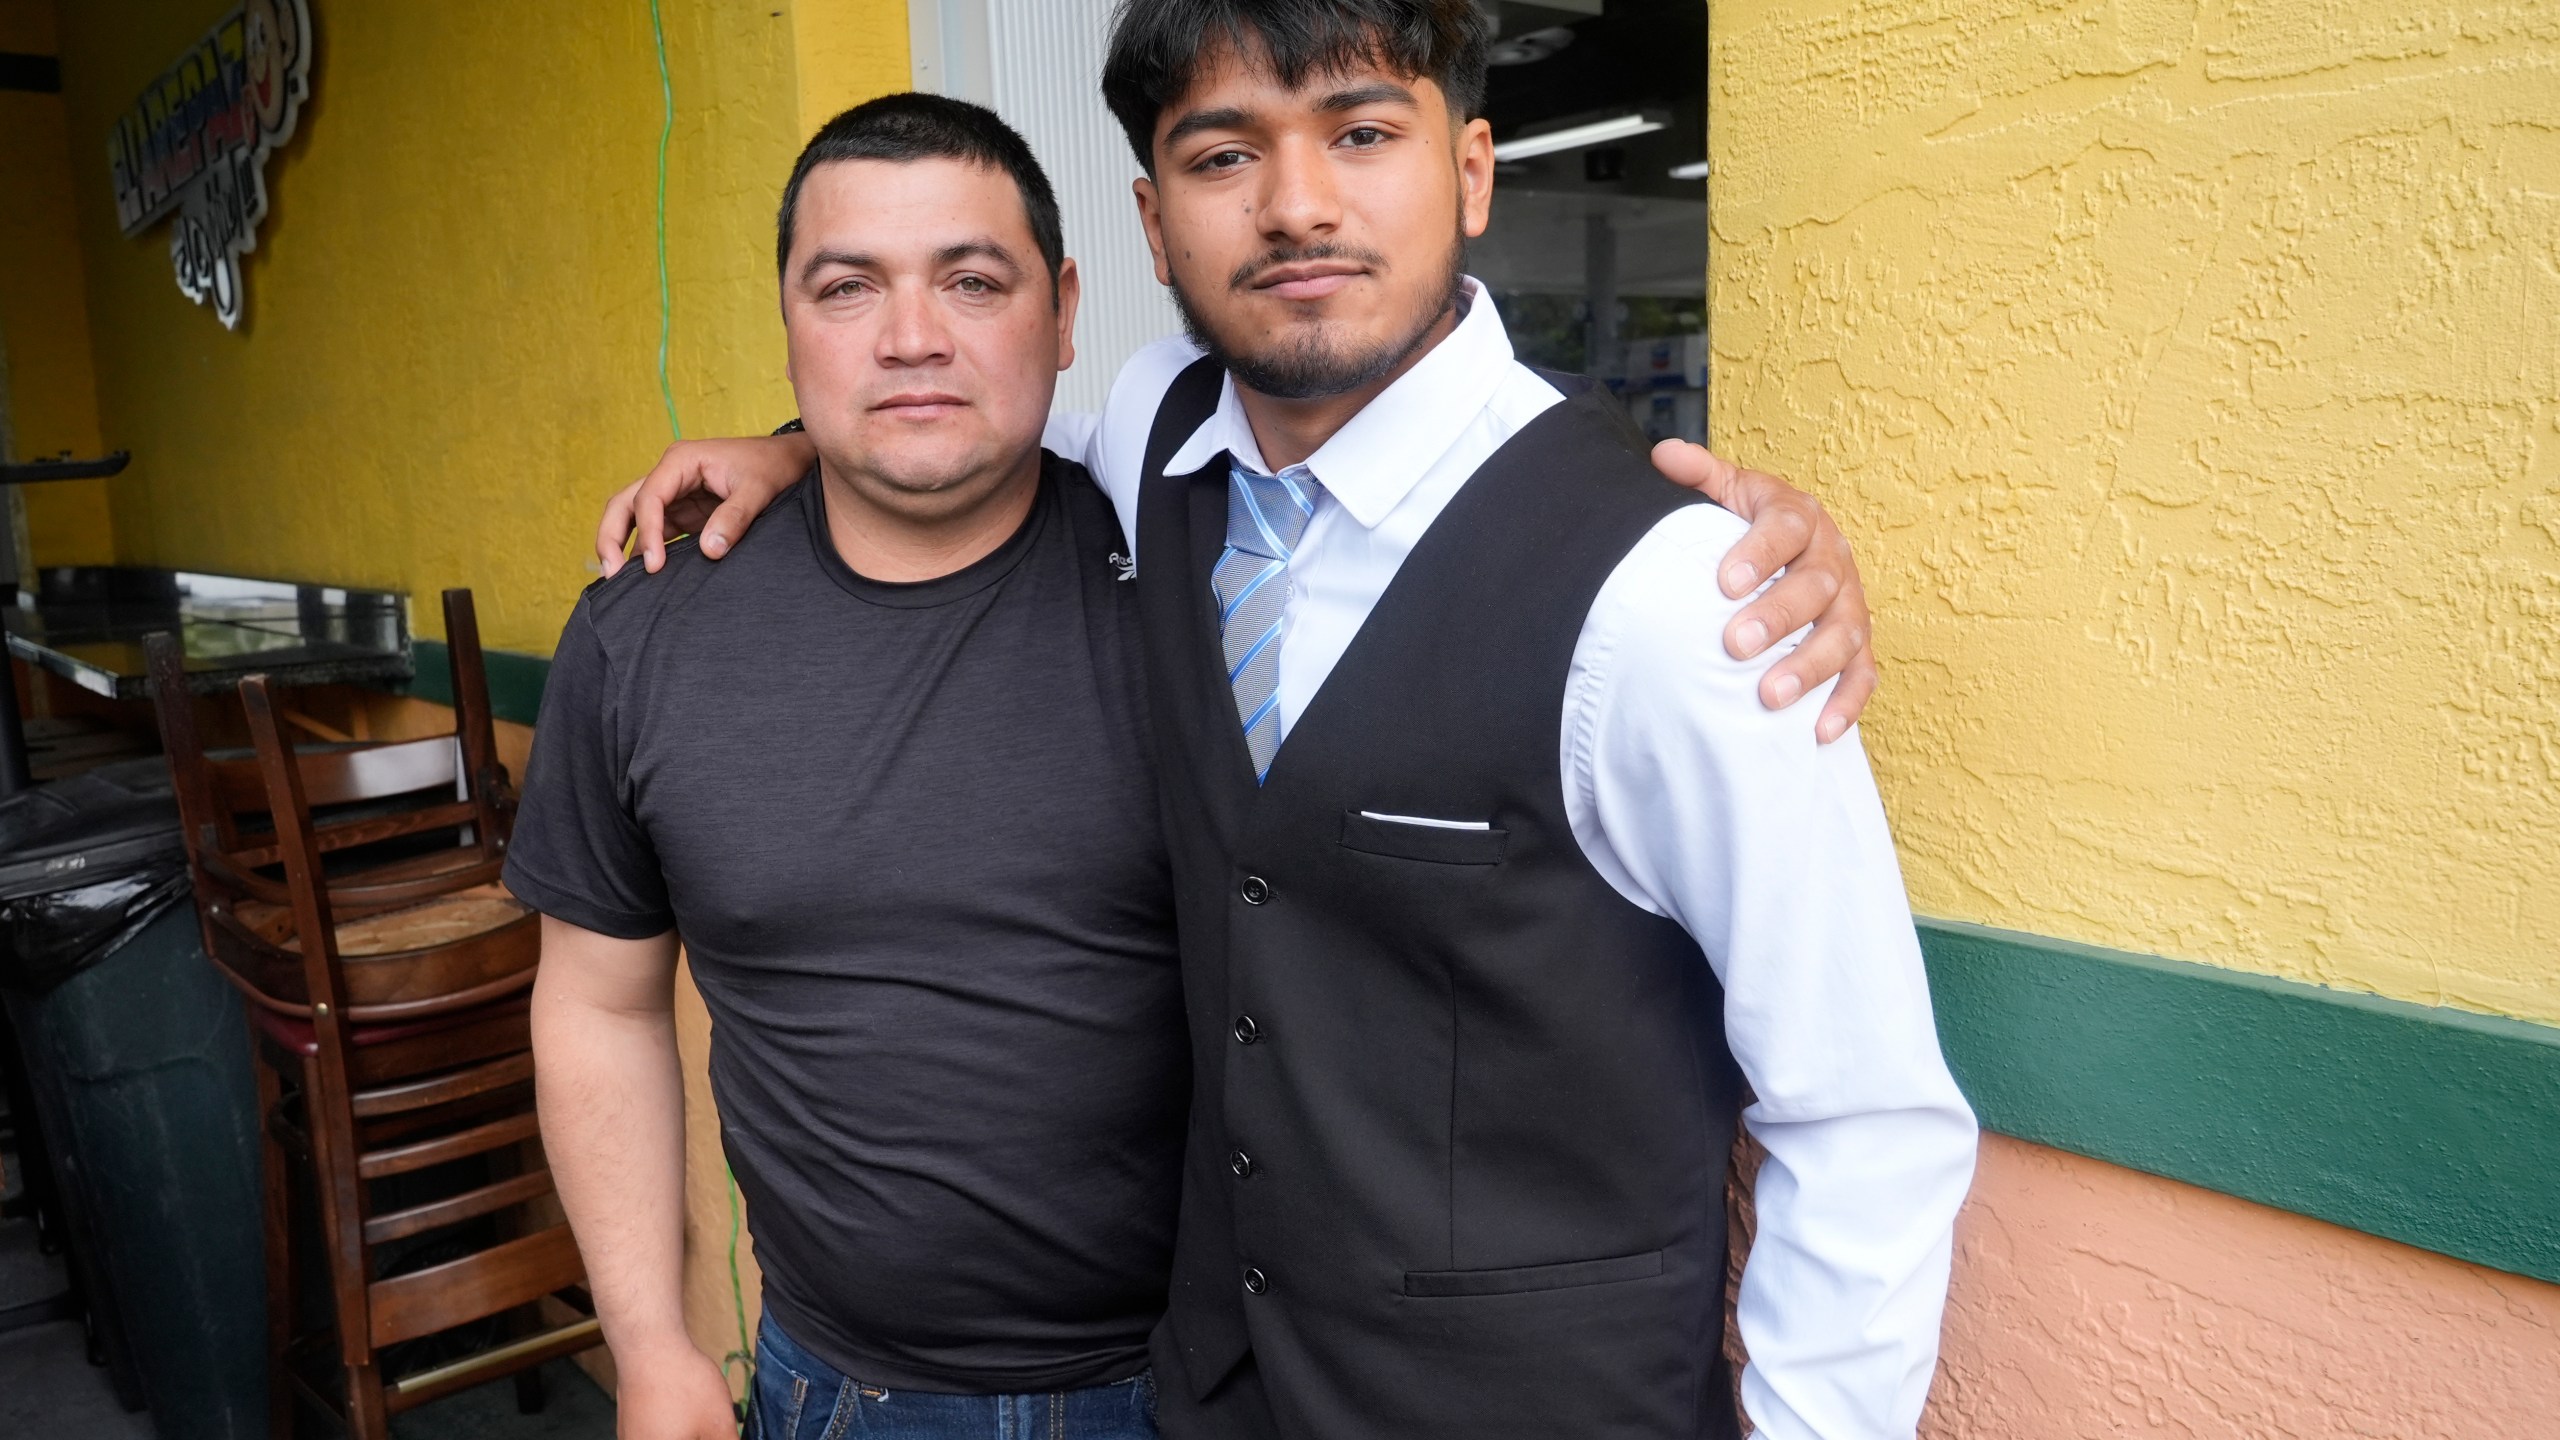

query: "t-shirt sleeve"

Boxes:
[500, 599, 674, 939]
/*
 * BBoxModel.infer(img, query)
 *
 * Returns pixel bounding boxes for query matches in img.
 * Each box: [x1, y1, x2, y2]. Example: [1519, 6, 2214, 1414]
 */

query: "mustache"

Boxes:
[1228, 243, 1389, 292]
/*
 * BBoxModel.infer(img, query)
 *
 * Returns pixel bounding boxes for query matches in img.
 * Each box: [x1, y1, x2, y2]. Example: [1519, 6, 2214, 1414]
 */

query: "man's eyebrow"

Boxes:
[1315, 81, 1418, 114]
[935, 239, 1025, 275]
[1162, 105, 1255, 150]
[799, 248, 876, 284]
[798, 240, 1024, 285]
[1162, 84, 1419, 151]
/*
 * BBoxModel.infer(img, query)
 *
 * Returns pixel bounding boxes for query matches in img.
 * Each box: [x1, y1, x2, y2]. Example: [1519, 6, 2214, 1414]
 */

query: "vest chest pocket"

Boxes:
[1339, 811, 1511, 866]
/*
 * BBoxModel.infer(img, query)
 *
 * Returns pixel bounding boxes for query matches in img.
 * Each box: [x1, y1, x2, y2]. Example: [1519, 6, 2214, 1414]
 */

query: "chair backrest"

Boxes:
[147, 589, 509, 873]
[146, 588, 534, 1023]
[239, 665, 585, 1396]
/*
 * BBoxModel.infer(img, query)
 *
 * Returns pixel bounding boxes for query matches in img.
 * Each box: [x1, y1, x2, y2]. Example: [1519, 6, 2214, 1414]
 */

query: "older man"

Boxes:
[516, 97, 1176, 1440]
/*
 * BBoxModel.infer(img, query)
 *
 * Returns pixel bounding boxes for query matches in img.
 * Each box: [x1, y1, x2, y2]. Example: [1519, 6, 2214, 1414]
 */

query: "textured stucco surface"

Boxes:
[1930, 1134, 2560, 1438]
[793, 0, 916, 137]
[1709, 1, 2560, 1023]
[45, 0, 906, 654]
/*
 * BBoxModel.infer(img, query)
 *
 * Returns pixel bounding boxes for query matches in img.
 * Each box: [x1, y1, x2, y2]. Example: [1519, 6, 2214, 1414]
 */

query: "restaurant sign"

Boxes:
[107, 0, 312, 329]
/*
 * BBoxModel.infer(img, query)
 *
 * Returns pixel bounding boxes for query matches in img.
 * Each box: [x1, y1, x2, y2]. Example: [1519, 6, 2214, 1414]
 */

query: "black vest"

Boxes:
[1135, 359, 1748, 1440]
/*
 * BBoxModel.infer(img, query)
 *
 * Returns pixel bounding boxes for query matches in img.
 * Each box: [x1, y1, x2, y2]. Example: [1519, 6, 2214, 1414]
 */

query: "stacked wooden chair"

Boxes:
[145, 590, 600, 1438]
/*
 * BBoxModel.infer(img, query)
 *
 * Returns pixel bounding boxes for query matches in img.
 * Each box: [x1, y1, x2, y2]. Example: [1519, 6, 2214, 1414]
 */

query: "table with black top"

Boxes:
[0, 566, 412, 799]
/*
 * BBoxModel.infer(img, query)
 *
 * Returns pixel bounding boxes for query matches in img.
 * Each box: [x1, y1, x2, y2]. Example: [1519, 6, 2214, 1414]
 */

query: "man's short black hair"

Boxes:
[776, 92, 1066, 298]
[1101, 0, 1493, 173]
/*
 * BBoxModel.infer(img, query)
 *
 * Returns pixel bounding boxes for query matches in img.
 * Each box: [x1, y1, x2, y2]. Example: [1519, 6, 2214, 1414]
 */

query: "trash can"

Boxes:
[0, 755, 266, 1440]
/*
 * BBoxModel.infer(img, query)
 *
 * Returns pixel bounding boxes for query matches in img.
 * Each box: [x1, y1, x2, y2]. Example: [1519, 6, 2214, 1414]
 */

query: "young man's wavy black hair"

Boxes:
[1101, 0, 1494, 174]
[776, 92, 1066, 302]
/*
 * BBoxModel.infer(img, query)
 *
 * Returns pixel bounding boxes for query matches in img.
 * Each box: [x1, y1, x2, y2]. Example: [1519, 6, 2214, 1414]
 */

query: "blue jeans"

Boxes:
[750, 1314, 1160, 1440]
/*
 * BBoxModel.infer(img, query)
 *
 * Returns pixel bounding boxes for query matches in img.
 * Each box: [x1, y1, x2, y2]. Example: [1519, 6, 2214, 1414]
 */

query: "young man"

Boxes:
[1106, 10, 1974, 1435]
[592, 6, 1976, 1440]
[514, 99, 1177, 1440]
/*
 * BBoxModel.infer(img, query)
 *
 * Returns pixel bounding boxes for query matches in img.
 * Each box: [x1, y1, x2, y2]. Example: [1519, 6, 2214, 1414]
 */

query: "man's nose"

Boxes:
[1255, 134, 1343, 245]
[876, 283, 956, 367]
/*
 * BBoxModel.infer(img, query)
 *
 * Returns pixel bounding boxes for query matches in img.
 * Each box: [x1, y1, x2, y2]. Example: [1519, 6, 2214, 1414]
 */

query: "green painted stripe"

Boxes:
[368, 641, 2560, 1281]
[1920, 918, 2560, 1285]
[401, 640, 551, 728]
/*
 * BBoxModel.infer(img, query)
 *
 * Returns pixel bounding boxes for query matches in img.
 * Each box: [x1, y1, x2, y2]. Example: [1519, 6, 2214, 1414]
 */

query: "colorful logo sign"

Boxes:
[108, 0, 312, 329]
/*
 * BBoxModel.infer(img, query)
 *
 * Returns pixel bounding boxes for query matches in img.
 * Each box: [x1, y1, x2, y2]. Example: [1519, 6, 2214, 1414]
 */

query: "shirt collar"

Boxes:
[1161, 278, 1519, 530]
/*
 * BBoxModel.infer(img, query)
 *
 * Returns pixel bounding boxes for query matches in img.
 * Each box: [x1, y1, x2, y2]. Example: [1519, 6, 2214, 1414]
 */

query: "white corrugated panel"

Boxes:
[978, 0, 1184, 415]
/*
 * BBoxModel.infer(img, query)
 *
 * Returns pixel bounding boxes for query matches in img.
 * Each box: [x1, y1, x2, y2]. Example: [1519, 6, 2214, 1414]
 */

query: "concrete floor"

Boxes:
[0, 1314, 154, 1440]
[1, 1129, 616, 1440]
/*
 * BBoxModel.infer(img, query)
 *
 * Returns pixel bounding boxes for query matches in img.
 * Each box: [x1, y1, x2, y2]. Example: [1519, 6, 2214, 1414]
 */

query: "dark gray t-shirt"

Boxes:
[503, 458, 1184, 1393]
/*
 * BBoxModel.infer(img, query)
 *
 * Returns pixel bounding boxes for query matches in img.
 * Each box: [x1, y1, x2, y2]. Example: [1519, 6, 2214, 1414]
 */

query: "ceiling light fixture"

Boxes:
[1668, 161, 1712, 181]
[1493, 113, 1666, 163]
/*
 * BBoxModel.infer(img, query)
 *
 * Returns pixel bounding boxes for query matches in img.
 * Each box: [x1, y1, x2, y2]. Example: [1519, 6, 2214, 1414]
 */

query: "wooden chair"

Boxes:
[144, 591, 600, 1439]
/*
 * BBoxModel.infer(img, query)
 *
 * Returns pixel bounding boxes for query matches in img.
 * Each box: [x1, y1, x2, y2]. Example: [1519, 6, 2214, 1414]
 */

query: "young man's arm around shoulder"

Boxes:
[1567, 502, 1979, 1440]
[532, 921, 736, 1440]
[589, 399, 1880, 741]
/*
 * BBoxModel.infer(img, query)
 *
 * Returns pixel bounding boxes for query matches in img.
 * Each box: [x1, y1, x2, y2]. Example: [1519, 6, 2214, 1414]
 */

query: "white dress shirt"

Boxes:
[1043, 284, 1979, 1440]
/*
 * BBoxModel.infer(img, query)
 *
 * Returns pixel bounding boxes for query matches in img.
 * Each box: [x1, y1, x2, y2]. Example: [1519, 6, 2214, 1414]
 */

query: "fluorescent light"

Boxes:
[1668, 160, 1711, 181]
[1493, 114, 1665, 162]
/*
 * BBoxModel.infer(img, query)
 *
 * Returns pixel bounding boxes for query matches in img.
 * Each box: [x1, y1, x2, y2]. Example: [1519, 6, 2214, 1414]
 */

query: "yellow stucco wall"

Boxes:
[0, 0, 116, 564]
[1710, 0, 2560, 1024]
[42, 0, 905, 654]
[793, 0, 915, 137]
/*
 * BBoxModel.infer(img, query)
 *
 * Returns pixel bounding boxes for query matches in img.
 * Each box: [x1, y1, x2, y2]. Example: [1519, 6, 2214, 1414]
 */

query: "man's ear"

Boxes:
[1054, 257, 1083, 373]
[1134, 176, 1174, 287]
[1457, 116, 1495, 240]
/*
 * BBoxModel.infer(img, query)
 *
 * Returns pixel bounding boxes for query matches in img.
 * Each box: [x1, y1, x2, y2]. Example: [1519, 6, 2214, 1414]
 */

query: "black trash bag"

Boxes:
[0, 863, 191, 995]
[0, 757, 189, 996]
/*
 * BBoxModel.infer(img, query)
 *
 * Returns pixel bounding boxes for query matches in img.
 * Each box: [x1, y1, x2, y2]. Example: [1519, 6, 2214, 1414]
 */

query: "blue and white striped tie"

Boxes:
[1212, 461, 1321, 781]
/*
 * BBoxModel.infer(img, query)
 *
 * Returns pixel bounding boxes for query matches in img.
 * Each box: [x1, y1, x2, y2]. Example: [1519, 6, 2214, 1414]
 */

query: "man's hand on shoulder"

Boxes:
[1648, 440, 1877, 744]
[609, 1337, 739, 1440]
[597, 431, 817, 578]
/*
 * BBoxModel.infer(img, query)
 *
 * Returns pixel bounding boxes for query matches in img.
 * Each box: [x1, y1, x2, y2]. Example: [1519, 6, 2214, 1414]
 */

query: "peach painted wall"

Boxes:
[1926, 1135, 2560, 1438]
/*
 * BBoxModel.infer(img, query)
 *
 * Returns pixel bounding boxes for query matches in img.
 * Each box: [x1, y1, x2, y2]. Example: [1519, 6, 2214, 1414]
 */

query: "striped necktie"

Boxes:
[1212, 461, 1321, 781]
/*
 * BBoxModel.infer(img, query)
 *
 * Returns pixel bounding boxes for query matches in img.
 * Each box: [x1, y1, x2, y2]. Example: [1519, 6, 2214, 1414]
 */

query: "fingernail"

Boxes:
[1724, 561, 1758, 593]
[1735, 620, 1769, 656]
[1769, 673, 1803, 706]
[1819, 715, 1847, 743]
[703, 531, 727, 556]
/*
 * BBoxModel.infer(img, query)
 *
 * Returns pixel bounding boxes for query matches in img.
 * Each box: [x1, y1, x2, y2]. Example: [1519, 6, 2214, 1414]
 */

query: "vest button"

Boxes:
[1240, 875, 1271, 905]
[1232, 1015, 1261, 1045]
[1243, 1266, 1269, 1296]
[1230, 1150, 1254, 1179]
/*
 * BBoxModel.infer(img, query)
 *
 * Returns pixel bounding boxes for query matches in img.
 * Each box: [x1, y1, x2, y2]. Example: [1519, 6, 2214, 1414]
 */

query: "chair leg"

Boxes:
[499, 1295, 551, 1414]
[256, 1056, 295, 1440]
[344, 1360, 392, 1440]
[298, 1054, 378, 1417]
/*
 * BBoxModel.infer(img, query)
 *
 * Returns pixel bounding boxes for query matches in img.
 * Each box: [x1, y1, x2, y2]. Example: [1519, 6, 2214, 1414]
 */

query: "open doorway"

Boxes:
[1469, 0, 1709, 444]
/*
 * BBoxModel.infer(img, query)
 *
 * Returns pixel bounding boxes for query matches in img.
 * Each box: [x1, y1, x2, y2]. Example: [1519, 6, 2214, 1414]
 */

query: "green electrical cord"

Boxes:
[649, 0, 682, 441]
[723, 1169, 755, 1390]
